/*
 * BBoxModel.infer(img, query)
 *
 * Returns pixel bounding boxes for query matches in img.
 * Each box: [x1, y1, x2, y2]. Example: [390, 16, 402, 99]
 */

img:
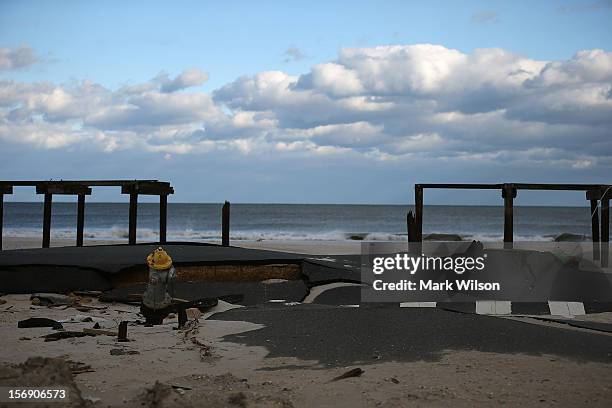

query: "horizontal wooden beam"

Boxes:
[418, 183, 610, 191]
[0, 180, 162, 187]
[121, 184, 174, 195]
[36, 185, 92, 195]
[418, 183, 503, 189]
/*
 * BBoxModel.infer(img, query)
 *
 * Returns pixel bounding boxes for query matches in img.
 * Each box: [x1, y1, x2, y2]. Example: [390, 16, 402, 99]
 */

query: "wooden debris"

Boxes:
[82, 328, 118, 337]
[330, 368, 364, 382]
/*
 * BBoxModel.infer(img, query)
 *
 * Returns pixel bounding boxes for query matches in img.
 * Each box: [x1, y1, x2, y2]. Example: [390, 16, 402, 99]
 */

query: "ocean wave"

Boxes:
[2, 227, 557, 242]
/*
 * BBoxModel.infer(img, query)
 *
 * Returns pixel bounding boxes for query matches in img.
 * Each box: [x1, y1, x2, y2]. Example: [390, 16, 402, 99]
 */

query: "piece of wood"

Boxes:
[502, 184, 517, 244]
[2, 180, 160, 187]
[128, 193, 138, 245]
[222, 201, 230, 247]
[117, 321, 129, 341]
[330, 368, 364, 382]
[76, 194, 86, 247]
[82, 328, 118, 337]
[414, 186, 423, 242]
[42, 193, 52, 248]
[602, 195, 610, 268]
[590, 199, 600, 261]
[160, 194, 168, 244]
[419, 183, 610, 191]
[121, 183, 174, 195]
[36, 184, 92, 195]
[0, 194, 3, 251]
[407, 211, 417, 243]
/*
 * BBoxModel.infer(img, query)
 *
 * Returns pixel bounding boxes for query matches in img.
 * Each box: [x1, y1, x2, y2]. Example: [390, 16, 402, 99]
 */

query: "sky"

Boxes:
[0, 0, 611, 205]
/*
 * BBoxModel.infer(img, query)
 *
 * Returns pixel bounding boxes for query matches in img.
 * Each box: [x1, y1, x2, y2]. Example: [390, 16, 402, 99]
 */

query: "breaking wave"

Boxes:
[2, 227, 555, 242]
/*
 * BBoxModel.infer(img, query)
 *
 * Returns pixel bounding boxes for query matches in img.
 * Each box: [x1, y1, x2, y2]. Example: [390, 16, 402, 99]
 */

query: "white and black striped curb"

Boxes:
[398, 301, 612, 318]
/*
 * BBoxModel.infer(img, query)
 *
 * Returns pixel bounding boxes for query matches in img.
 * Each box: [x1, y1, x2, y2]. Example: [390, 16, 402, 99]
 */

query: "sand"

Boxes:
[1, 294, 612, 407]
[1, 237, 612, 406]
[0, 237, 362, 254]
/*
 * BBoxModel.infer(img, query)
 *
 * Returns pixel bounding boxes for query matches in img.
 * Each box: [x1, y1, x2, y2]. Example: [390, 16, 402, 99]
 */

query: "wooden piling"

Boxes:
[42, 193, 53, 248]
[222, 201, 230, 247]
[602, 190, 610, 268]
[76, 194, 86, 247]
[414, 185, 423, 242]
[117, 321, 128, 342]
[587, 190, 601, 261]
[407, 211, 417, 242]
[160, 194, 168, 244]
[0, 194, 3, 250]
[502, 184, 516, 245]
[0, 185, 10, 250]
[128, 193, 138, 245]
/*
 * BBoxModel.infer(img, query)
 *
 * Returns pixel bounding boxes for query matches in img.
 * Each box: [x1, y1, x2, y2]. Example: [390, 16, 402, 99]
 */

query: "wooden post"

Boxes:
[587, 190, 600, 261]
[222, 201, 230, 247]
[0, 185, 11, 250]
[414, 185, 423, 242]
[407, 211, 417, 242]
[159, 194, 168, 244]
[0, 194, 3, 251]
[502, 184, 516, 246]
[42, 193, 53, 248]
[117, 321, 128, 342]
[602, 191, 610, 268]
[76, 194, 86, 247]
[128, 193, 138, 245]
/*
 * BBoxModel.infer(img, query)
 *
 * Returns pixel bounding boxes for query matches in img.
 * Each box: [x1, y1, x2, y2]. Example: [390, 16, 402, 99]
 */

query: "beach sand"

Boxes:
[1, 237, 612, 407]
[1, 295, 611, 407]
[0, 237, 363, 254]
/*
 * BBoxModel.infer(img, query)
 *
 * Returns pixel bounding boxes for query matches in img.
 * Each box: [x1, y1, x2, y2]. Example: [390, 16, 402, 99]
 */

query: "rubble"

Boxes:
[30, 293, 73, 306]
[18, 317, 63, 330]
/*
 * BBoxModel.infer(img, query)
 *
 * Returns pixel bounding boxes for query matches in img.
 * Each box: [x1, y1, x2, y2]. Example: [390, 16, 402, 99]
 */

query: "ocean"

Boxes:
[2, 202, 607, 242]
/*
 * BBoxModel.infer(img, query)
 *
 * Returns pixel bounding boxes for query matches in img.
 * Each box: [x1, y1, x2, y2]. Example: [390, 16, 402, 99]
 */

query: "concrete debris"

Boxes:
[30, 293, 73, 306]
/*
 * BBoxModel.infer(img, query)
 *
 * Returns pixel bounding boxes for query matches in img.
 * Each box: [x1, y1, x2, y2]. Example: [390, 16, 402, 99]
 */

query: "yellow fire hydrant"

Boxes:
[141, 247, 176, 325]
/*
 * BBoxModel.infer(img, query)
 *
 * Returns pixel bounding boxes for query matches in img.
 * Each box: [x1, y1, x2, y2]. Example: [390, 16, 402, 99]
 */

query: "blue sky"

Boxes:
[1, 0, 611, 204]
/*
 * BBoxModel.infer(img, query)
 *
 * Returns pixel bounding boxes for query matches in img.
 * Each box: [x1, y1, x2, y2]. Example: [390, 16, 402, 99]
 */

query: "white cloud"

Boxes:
[159, 68, 209, 93]
[1, 44, 611, 173]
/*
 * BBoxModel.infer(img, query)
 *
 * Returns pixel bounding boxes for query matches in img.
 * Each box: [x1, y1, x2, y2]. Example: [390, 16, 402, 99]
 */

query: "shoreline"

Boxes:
[0, 237, 364, 255]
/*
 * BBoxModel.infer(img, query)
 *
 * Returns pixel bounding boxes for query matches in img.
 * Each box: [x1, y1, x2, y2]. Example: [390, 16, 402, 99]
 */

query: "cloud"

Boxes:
[0, 45, 38, 70]
[159, 68, 209, 93]
[471, 10, 498, 24]
[0, 44, 611, 176]
[283, 47, 307, 63]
